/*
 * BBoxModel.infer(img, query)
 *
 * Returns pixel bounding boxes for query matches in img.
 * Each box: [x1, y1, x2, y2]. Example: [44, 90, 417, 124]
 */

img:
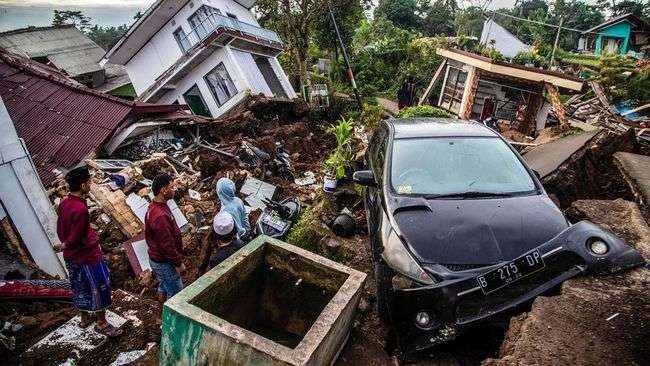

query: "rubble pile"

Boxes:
[1, 95, 356, 364]
[562, 81, 650, 149]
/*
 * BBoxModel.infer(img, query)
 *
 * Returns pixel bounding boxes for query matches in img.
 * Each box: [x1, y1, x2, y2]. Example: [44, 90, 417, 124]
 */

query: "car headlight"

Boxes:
[383, 228, 435, 285]
[589, 239, 609, 255]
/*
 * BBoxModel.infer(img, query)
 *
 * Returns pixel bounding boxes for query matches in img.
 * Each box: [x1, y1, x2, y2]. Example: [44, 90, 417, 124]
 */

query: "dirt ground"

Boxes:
[484, 198, 650, 366]
[4, 96, 649, 365]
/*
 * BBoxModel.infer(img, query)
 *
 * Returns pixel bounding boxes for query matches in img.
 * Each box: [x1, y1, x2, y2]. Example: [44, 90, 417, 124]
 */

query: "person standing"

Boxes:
[209, 212, 246, 268]
[146, 174, 185, 303]
[216, 177, 250, 239]
[55, 167, 122, 337]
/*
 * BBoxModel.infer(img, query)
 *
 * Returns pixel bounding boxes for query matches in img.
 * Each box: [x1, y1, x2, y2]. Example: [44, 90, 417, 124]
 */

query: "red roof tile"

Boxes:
[0, 50, 187, 185]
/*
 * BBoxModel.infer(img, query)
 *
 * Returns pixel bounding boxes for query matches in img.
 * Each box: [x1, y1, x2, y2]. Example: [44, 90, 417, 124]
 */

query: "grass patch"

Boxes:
[561, 54, 601, 68]
[286, 207, 321, 253]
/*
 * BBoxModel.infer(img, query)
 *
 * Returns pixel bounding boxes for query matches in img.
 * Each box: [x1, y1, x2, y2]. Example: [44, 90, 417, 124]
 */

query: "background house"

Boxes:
[480, 18, 531, 59]
[577, 13, 649, 57]
[0, 25, 134, 97]
[102, 0, 297, 119]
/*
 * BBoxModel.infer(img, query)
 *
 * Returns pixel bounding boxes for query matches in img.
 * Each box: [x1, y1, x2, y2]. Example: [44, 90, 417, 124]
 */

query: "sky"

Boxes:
[0, 0, 553, 32]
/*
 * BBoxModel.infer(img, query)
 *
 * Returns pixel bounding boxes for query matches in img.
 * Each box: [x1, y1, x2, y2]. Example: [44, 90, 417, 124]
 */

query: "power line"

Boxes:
[493, 11, 649, 36]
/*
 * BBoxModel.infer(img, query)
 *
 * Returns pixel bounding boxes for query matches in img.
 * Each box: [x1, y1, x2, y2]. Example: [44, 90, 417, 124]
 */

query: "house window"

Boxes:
[183, 84, 212, 117]
[173, 27, 191, 53]
[204, 63, 238, 107]
[188, 5, 221, 41]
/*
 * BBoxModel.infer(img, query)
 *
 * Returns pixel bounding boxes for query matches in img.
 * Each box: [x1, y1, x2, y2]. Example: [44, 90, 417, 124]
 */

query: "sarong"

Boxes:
[65, 259, 112, 312]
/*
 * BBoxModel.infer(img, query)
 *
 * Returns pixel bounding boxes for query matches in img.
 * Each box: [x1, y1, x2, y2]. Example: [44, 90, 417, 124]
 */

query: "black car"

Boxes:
[353, 118, 644, 354]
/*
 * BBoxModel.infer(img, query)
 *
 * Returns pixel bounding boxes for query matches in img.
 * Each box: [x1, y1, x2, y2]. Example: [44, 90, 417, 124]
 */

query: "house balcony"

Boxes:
[178, 13, 283, 56]
[139, 14, 283, 102]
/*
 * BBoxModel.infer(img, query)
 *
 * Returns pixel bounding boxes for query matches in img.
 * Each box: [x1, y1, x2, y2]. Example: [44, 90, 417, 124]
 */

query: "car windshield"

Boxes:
[390, 137, 536, 197]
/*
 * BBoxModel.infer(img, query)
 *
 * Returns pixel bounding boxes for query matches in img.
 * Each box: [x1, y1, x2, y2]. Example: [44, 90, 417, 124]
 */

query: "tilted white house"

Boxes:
[102, 0, 297, 118]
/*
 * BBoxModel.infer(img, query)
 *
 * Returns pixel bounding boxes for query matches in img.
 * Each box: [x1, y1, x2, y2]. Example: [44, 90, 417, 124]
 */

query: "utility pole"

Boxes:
[329, 4, 363, 110]
[550, 16, 564, 68]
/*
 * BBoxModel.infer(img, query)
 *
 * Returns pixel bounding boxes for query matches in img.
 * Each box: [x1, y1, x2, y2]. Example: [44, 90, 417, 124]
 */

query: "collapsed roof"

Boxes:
[0, 50, 193, 185]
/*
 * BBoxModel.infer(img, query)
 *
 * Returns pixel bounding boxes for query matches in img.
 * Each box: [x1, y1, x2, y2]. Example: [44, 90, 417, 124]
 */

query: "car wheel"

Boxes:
[374, 260, 395, 323]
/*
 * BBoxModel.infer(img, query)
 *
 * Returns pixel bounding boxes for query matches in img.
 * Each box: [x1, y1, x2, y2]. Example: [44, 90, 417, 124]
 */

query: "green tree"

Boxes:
[611, 0, 645, 16]
[87, 25, 129, 51]
[52, 10, 92, 32]
[256, 0, 366, 88]
[420, 0, 457, 36]
[454, 6, 485, 37]
[374, 0, 422, 30]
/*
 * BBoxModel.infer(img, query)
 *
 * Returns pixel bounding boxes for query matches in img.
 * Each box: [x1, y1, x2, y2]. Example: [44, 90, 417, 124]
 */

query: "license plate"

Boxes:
[262, 215, 287, 231]
[476, 249, 545, 295]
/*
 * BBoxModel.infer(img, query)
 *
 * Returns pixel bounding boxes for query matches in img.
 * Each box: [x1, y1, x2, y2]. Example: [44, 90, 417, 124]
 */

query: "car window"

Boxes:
[390, 137, 536, 196]
[371, 127, 387, 182]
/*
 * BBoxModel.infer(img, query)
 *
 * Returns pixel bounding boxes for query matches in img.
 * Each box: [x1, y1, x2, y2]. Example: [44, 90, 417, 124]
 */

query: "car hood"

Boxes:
[391, 195, 569, 265]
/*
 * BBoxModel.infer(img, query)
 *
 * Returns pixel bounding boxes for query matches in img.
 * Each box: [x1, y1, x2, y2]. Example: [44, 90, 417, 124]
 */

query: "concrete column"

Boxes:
[0, 99, 66, 278]
[458, 66, 479, 120]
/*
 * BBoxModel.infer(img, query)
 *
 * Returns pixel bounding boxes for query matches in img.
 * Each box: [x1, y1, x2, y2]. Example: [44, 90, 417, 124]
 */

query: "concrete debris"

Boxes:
[22, 311, 128, 365]
[613, 152, 650, 209]
[525, 129, 638, 208]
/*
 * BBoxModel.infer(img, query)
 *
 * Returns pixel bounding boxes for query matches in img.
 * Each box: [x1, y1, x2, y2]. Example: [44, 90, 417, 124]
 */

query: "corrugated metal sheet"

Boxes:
[0, 25, 104, 76]
[0, 53, 132, 185]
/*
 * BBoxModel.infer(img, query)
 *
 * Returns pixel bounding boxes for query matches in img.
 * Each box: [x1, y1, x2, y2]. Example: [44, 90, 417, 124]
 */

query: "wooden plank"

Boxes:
[621, 103, 650, 117]
[419, 60, 447, 105]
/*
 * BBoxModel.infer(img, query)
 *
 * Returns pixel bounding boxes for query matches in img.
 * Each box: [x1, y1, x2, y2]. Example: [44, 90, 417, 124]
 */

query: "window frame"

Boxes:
[203, 62, 238, 108]
[173, 27, 191, 53]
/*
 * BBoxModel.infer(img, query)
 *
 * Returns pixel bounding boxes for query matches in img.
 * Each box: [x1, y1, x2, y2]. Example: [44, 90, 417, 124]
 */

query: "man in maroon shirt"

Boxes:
[146, 173, 185, 305]
[54, 167, 122, 337]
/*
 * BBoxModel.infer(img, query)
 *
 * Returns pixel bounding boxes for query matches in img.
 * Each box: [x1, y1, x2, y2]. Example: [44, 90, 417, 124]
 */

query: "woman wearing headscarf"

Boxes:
[215, 177, 251, 239]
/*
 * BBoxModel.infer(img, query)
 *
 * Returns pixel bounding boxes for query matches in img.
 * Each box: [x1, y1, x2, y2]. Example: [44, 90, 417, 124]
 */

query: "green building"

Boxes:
[578, 13, 649, 57]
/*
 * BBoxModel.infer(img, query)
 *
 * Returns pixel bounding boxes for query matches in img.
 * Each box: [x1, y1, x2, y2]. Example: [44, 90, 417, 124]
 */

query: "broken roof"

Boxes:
[581, 13, 649, 35]
[437, 48, 584, 91]
[0, 51, 188, 185]
[0, 25, 104, 77]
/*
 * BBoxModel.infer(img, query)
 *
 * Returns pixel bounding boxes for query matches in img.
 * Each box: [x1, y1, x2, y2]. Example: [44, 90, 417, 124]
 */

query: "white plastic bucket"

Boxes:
[323, 175, 337, 193]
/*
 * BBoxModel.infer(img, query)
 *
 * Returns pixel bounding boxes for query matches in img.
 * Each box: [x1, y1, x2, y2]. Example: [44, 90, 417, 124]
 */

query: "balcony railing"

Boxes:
[177, 13, 282, 53]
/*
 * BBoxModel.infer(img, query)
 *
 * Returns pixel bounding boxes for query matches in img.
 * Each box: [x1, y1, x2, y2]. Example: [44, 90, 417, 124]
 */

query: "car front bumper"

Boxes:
[390, 220, 645, 354]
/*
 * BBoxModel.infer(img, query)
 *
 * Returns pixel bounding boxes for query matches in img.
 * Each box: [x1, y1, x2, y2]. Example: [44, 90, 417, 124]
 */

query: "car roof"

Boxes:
[387, 118, 499, 139]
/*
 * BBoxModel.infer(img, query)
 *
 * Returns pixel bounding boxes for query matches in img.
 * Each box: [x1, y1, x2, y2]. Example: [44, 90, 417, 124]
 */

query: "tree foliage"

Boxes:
[52, 10, 130, 51]
[374, 0, 422, 30]
[52, 10, 92, 32]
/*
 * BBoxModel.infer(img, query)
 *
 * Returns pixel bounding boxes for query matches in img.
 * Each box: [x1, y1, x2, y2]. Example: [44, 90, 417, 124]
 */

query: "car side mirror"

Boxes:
[353, 170, 376, 187]
[532, 169, 541, 179]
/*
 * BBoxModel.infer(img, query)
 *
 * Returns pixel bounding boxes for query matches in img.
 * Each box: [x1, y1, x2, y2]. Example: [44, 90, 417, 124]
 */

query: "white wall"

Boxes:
[231, 48, 273, 96]
[126, 0, 261, 94]
[157, 47, 251, 117]
[268, 56, 298, 98]
[480, 19, 531, 59]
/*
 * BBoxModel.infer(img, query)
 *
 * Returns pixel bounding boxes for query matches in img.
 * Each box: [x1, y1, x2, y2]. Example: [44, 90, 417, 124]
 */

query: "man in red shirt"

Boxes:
[146, 173, 185, 304]
[54, 167, 122, 337]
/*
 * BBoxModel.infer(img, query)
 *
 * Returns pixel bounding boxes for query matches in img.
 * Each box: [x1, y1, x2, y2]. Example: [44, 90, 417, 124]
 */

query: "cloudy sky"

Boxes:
[0, 0, 530, 32]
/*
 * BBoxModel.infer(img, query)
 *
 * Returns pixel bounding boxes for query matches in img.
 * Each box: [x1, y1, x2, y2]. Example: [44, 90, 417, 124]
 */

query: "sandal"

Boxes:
[95, 323, 124, 338]
[79, 315, 94, 328]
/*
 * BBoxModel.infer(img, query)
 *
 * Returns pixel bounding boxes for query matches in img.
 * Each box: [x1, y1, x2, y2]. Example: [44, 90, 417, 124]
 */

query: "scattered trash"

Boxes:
[188, 189, 202, 201]
[606, 313, 620, 321]
[295, 171, 317, 186]
[240, 177, 276, 210]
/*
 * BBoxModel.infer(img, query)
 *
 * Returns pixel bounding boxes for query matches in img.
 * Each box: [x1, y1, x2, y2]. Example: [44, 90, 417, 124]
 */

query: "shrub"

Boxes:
[324, 117, 356, 178]
[397, 105, 453, 118]
[512, 49, 546, 67]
